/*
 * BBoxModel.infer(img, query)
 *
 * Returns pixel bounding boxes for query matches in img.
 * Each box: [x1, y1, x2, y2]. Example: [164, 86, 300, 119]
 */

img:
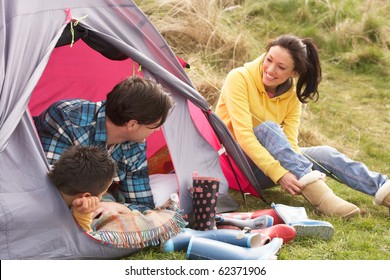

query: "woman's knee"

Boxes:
[302, 145, 339, 160]
[254, 121, 281, 135]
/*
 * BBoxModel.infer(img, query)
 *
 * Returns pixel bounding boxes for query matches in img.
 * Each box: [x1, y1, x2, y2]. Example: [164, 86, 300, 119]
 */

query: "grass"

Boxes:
[130, 0, 390, 260]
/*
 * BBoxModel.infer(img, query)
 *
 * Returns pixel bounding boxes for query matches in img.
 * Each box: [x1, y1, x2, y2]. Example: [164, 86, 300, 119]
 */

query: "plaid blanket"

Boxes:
[88, 198, 186, 248]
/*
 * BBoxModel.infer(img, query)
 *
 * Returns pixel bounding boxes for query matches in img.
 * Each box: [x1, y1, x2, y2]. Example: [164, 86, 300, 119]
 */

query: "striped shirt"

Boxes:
[33, 99, 154, 211]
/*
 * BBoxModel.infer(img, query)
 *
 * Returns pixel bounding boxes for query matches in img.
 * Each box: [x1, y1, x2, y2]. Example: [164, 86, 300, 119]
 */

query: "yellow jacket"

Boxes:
[216, 54, 302, 183]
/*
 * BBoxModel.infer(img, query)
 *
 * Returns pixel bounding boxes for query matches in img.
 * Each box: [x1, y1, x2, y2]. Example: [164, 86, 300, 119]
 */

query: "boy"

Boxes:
[48, 146, 117, 232]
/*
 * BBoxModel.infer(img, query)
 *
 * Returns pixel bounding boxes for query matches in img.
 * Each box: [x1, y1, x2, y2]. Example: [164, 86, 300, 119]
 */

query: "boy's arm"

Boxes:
[72, 208, 93, 232]
[72, 197, 100, 232]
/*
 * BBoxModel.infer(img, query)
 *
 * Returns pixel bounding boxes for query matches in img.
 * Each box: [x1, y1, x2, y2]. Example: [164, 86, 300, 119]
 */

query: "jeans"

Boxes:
[249, 121, 387, 196]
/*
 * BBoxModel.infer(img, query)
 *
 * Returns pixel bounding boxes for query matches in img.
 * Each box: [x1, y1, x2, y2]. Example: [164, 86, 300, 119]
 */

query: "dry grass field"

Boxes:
[130, 0, 390, 260]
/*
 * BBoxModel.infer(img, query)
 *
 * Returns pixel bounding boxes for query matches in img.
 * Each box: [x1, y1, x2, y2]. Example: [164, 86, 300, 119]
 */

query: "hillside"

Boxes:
[131, 0, 390, 260]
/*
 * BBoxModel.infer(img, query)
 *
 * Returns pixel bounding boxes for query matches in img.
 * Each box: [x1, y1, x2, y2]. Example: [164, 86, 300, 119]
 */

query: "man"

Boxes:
[34, 75, 174, 213]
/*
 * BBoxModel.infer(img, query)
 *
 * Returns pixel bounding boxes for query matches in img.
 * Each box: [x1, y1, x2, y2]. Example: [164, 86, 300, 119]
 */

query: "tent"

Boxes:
[0, 0, 264, 259]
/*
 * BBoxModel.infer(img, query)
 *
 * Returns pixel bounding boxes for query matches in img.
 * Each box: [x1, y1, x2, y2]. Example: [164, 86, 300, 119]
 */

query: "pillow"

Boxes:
[150, 173, 179, 207]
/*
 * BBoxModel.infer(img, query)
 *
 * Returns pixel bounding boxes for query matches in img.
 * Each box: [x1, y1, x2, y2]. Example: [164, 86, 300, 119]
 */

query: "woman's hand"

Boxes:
[277, 172, 303, 195]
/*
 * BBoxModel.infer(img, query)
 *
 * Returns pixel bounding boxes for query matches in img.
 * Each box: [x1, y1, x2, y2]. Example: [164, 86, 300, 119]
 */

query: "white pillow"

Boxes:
[149, 173, 179, 207]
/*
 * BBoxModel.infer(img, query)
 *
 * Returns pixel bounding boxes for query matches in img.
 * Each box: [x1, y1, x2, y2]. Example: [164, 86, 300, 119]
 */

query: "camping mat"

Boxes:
[89, 199, 186, 249]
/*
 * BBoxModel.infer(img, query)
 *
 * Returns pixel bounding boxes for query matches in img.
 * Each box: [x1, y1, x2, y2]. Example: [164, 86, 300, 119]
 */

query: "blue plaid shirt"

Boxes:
[33, 99, 155, 211]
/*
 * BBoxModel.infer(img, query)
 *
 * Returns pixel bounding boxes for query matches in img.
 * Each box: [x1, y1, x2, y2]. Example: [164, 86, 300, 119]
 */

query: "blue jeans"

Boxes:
[249, 121, 387, 196]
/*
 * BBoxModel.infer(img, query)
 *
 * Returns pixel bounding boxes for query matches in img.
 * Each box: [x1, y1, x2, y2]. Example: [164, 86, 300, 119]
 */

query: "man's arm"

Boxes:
[33, 106, 74, 164]
[112, 142, 155, 211]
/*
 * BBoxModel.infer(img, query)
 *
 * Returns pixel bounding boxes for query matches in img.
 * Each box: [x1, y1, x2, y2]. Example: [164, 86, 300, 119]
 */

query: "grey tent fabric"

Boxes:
[0, 113, 139, 259]
[0, 0, 262, 259]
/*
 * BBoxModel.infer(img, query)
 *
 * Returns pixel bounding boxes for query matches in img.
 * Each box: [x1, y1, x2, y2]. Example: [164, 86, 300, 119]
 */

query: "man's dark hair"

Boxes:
[48, 146, 117, 196]
[106, 75, 174, 128]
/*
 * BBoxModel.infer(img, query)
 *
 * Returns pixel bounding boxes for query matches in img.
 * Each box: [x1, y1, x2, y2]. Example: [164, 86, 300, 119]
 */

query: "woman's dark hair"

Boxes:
[106, 75, 174, 127]
[48, 146, 117, 196]
[266, 35, 322, 103]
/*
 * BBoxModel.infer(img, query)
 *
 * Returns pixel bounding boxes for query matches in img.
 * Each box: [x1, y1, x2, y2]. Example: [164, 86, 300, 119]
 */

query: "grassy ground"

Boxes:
[130, 0, 390, 260]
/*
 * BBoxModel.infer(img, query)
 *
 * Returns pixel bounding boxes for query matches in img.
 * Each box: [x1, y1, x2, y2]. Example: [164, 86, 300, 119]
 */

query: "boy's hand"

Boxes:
[92, 201, 132, 218]
[72, 196, 100, 214]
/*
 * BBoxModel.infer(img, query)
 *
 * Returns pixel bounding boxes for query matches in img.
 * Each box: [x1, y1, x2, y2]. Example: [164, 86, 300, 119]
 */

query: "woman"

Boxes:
[216, 34, 390, 218]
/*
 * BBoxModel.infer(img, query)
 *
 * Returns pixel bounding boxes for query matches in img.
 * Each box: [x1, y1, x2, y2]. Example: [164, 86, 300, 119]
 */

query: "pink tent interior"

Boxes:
[28, 39, 257, 201]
